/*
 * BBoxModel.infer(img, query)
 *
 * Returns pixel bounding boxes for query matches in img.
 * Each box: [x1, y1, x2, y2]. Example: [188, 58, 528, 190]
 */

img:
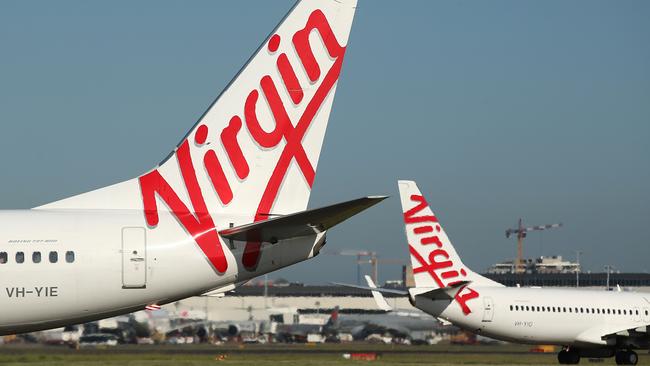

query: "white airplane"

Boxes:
[0, 0, 387, 336]
[334, 276, 442, 341]
[346, 180, 650, 365]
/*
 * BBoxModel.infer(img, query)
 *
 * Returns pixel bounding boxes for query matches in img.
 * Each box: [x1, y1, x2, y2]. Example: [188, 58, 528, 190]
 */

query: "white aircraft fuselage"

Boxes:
[0, 209, 322, 335]
[416, 286, 650, 348]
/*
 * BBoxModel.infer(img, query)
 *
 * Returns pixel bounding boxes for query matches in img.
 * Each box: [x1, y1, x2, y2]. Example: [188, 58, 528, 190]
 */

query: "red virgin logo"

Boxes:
[404, 194, 479, 315]
[139, 10, 347, 274]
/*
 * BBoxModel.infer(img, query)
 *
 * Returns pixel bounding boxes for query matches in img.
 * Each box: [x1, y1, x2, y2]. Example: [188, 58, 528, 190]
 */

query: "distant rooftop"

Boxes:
[487, 255, 580, 274]
[484, 272, 650, 288]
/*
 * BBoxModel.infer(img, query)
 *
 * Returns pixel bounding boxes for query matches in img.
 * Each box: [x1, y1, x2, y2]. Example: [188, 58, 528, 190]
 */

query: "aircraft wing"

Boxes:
[573, 323, 650, 348]
[599, 324, 650, 348]
[219, 196, 387, 243]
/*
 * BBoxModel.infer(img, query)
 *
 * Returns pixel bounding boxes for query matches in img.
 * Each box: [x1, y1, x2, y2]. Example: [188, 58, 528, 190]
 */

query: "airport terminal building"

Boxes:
[175, 272, 650, 322]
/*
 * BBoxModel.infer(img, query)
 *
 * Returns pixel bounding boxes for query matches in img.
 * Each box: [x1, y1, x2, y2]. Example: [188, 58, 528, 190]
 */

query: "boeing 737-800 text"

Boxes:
[0, 0, 388, 336]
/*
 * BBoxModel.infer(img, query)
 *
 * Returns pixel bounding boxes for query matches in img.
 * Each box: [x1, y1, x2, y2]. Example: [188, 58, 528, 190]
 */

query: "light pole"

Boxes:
[575, 250, 583, 288]
[263, 274, 268, 309]
[604, 265, 615, 291]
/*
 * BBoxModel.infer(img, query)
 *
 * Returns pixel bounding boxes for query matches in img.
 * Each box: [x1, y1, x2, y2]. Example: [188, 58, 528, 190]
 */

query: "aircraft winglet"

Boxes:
[364, 275, 393, 312]
[219, 196, 387, 243]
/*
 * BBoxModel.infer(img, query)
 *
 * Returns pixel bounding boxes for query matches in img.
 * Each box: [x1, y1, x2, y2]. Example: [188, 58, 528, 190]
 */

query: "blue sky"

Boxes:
[0, 1, 648, 284]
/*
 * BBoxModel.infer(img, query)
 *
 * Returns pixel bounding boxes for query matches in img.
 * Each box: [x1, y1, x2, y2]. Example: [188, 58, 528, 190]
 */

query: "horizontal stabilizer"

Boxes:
[200, 283, 237, 297]
[331, 282, 409, 296]
[415, 281, 471, 300]
[219, 196, 387, 243]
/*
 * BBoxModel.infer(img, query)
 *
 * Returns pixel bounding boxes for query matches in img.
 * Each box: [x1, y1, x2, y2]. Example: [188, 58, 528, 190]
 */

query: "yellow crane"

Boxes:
[506, 219, 563, 274]
[323, 249, 403, 285]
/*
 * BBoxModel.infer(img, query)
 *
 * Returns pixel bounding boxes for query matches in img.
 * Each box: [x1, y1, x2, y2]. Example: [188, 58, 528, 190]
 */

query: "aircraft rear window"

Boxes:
[49, 251, 58, 263]
[32, 252, 41, 263]
[16, 252, 24, 263]
[65, 251, 75, 263]
[0, 252, 6, 264]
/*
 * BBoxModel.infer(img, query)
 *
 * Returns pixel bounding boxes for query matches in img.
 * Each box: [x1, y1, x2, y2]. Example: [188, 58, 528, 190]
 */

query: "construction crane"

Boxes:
[322, 249, 403, 285]
[322, 249, 374, 284]
[505, 219, 563, 274]
[358, 255, 404, 286]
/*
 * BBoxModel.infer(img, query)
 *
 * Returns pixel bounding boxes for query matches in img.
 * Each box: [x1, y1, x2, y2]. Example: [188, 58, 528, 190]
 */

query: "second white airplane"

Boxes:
[346, 180, 649, 365]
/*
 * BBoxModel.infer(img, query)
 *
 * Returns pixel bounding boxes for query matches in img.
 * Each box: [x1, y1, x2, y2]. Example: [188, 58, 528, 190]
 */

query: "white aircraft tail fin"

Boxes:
[398, 180, 502, 291]
[38, 0, 357, 217]
[36, 0, 358, 273]
[364, 275, 393, 312]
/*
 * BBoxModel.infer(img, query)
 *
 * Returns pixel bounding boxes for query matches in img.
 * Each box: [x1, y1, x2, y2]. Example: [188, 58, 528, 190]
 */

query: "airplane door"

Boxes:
[482, 297, 494, 322]
[122, 227, 147, 289]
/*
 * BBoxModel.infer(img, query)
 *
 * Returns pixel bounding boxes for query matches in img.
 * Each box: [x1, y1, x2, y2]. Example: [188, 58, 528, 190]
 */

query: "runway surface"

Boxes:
[0, 343, 645, 365]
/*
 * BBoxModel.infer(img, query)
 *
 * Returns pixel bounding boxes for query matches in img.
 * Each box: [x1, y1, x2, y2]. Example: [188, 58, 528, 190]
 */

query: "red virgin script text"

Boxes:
[404, 195, 479, 315]
[139, 10, 347, 274]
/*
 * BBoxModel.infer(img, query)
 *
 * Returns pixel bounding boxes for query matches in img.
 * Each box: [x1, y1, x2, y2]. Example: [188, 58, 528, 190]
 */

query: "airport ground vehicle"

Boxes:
[79, 334, 119, 347]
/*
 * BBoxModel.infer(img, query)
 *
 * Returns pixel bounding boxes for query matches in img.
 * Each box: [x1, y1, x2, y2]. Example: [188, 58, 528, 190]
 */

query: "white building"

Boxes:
[487, 255, 580, 274]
